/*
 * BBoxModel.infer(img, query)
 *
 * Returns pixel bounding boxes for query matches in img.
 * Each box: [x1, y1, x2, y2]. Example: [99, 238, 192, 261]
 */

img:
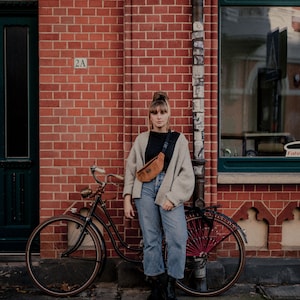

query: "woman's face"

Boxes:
[150, 105, 170, 132]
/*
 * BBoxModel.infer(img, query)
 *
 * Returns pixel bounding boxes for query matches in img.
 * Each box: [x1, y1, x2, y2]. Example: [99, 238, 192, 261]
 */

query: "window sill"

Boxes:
[218, 173, 300, 184]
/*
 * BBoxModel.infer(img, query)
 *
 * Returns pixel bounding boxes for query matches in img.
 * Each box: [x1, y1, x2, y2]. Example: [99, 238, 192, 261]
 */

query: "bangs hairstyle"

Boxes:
[149, 99, 169, 115]
[148, 91, 171, 130]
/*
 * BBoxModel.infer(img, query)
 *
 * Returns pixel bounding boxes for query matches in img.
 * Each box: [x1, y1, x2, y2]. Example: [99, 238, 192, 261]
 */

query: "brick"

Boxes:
[37, 0, 300, 261]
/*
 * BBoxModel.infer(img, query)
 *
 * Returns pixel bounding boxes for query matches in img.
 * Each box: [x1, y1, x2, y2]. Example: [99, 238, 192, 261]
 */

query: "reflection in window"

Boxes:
[220, 7, 300, 157]
[5, 26, 29, 158]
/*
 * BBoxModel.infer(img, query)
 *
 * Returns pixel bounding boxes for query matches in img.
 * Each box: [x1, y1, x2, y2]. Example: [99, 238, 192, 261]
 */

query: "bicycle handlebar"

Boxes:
[90, 165, 124, 186]
[113, 174, 124, 181]
[92, 166, 106, 174]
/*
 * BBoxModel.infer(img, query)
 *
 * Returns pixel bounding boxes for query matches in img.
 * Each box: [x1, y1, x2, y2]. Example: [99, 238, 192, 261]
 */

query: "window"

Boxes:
[219, 0, 300, 172]
[5, 26, 29, 158]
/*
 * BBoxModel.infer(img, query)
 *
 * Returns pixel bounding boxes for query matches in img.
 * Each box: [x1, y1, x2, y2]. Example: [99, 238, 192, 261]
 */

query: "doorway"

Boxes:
[0, 2, 39, 252]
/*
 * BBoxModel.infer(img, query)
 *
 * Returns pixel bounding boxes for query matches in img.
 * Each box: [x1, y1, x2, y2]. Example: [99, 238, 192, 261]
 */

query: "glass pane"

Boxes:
[220, 7, 300, 157]
[5, 26, 29, 157]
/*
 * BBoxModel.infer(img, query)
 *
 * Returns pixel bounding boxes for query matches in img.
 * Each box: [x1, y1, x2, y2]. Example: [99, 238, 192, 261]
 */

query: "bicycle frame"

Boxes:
[185, 206, 247, 244]
[70, 178, 143, 264]
[26, 165, 247, 297]
[69, 167, 247, 265]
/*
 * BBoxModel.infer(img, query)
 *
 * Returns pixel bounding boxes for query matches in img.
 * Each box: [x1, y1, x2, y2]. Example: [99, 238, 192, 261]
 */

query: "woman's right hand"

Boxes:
[124, 194, 135, 219]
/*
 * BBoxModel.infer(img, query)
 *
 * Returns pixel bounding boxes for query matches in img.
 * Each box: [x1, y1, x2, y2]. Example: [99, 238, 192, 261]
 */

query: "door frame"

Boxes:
[0, 1, 39, 253]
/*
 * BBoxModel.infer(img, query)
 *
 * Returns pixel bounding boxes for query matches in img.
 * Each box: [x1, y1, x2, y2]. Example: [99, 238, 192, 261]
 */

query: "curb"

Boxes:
[1, 257, 300, 288]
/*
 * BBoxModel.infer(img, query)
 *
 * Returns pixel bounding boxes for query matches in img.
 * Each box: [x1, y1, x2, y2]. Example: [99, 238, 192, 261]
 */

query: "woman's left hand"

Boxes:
[162, 199, 175, 211]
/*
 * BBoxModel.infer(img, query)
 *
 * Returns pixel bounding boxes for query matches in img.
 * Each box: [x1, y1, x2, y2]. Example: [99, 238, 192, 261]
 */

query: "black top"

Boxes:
[145, 131, 180, 171]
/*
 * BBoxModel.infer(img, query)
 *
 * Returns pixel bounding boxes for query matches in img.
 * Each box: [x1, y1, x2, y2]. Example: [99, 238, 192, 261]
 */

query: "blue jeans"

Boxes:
[134, 173, 187, 279]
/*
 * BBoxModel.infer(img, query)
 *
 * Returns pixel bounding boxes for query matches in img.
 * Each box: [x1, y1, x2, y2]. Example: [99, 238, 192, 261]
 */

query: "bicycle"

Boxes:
[25, 165, 247, 297]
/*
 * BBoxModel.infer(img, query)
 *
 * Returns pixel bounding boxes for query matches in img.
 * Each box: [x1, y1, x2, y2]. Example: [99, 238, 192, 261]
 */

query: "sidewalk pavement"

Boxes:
[0, 280, 266, 300]
[1, 258, 300, 300]
[2, 279, 300, 300]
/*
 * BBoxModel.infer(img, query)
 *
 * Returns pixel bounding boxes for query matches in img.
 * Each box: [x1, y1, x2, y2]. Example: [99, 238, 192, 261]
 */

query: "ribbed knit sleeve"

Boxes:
[155, 133, 195, 207]
[122, 131, 149, 198]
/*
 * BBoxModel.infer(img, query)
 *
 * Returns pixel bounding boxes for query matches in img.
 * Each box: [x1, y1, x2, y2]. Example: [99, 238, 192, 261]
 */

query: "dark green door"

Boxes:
[0, 3, 39, 252]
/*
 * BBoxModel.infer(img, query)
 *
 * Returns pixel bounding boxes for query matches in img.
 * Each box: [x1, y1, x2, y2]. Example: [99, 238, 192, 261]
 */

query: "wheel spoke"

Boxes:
[178, 211, 246, 297]
[26, 215, 105, 297]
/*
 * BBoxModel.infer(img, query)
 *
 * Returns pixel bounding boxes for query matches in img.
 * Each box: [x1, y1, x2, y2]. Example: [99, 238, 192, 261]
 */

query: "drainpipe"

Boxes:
[192, 0, 205, 208]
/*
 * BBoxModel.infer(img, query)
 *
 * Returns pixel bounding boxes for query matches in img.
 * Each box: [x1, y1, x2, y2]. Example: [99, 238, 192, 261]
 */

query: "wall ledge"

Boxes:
[218, 173, 300, 184]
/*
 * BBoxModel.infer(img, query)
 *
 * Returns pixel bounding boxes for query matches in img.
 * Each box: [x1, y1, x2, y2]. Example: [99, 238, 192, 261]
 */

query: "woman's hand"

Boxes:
[162, 199, 175, 211]
[124, 194, 135, 219]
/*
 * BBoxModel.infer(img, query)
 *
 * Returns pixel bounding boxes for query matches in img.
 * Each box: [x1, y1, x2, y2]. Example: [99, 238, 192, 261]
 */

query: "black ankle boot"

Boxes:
[166, 276, 177, 300]
[147, 275, 166, 300]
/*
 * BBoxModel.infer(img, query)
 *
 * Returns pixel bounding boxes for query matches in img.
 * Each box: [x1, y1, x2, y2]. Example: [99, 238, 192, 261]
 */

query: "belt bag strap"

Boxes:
[161, 130, 172, 154]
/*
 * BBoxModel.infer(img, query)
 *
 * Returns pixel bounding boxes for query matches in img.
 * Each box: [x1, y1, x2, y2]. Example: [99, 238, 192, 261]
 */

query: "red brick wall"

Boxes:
[39, 0, 125, 224]
[203, 0, 218, 206]
[123, 0, 193, 151]
[219, 185, 300, 257]
[39, 0, 299, 259]
[39, 0, 193, 257]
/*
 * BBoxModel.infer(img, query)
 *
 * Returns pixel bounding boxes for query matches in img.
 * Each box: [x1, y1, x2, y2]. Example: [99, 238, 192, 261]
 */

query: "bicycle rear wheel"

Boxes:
[177, 210, 246, 297]
[26, 215, 105, 297]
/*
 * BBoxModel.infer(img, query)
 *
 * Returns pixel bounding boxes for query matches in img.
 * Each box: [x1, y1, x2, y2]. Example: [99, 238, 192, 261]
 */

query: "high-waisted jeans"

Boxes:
[134, 173, 187, 279]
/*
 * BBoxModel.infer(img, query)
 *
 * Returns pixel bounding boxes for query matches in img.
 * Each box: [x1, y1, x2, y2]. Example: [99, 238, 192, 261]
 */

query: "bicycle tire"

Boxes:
[26, 214, 105, 297]
[177, 209, 246, 297]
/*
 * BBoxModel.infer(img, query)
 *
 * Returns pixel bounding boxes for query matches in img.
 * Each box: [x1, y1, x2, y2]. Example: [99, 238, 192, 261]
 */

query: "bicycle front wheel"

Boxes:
[26, 215, 105, 297]
[177, 210, 246, 297]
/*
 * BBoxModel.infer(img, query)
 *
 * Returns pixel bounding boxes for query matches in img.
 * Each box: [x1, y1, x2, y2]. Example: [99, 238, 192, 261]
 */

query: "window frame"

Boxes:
[220, 0, 300, 5]
[218, 0, 300, 173]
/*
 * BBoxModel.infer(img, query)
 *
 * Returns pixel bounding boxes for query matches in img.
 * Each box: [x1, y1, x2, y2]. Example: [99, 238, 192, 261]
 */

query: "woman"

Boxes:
[123, 91, 195, 300]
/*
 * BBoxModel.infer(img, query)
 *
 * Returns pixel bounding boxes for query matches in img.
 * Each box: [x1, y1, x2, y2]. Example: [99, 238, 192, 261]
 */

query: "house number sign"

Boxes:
[74, 58, 88, 69]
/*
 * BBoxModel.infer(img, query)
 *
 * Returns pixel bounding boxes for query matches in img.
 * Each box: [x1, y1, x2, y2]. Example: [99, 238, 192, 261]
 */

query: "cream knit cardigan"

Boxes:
[123, 131, 195, 207]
